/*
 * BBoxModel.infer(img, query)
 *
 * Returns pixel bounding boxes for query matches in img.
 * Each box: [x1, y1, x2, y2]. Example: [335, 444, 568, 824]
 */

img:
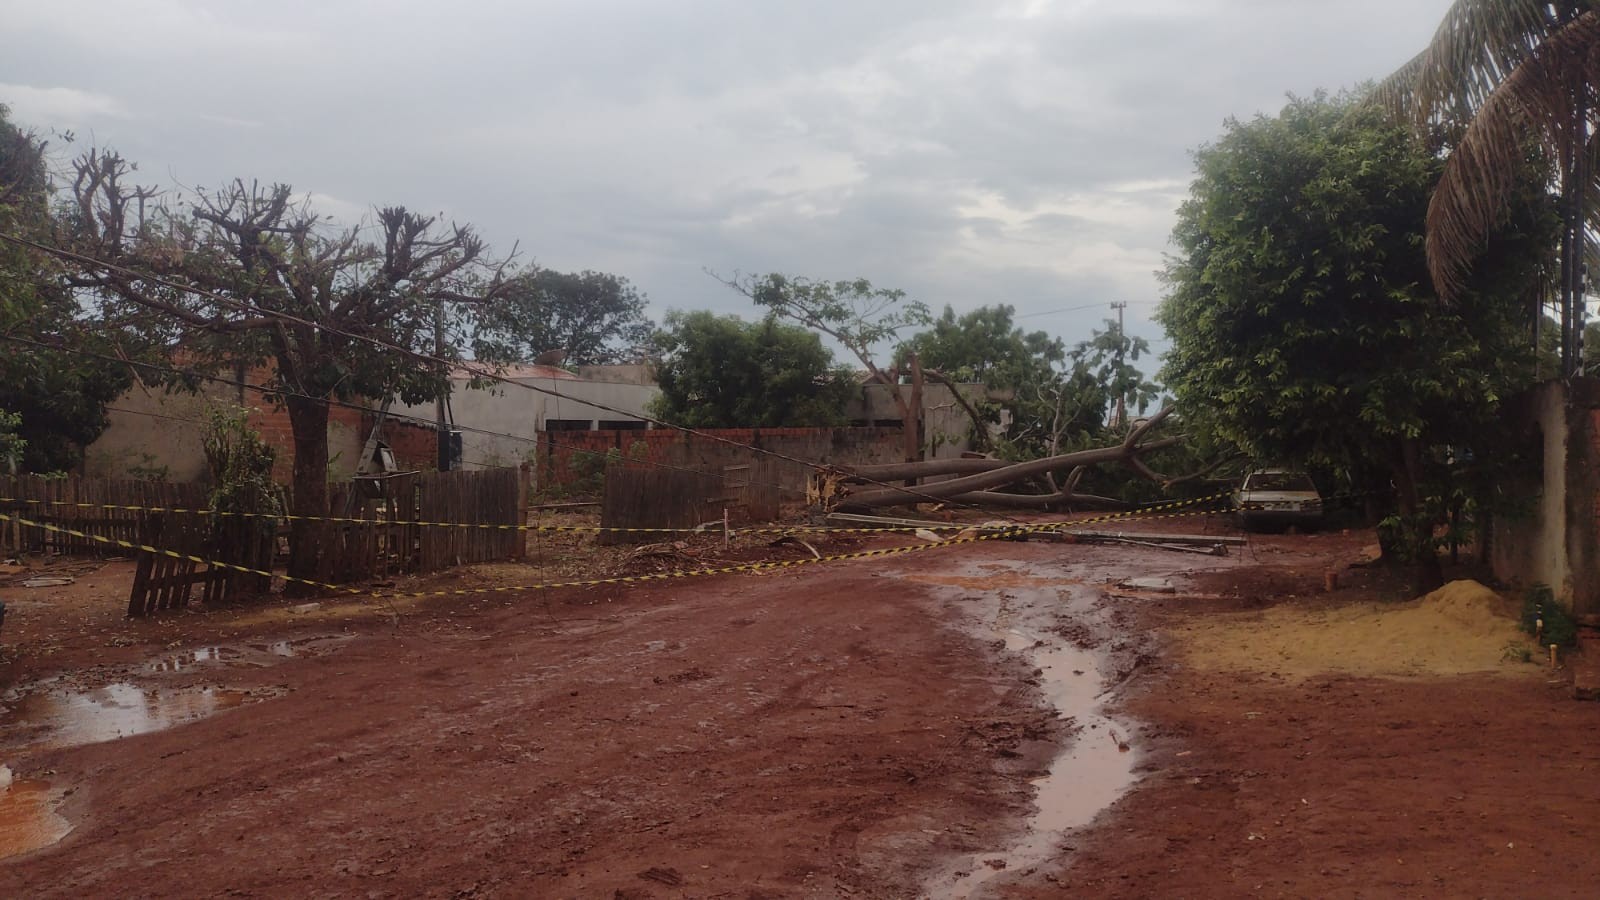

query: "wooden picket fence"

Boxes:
[2, 467, 528, 613]
[0, 475, 212, 555]
[127, 510, 275, 616]
[597, 460, 781, 545]
[325, 466, 526, 581]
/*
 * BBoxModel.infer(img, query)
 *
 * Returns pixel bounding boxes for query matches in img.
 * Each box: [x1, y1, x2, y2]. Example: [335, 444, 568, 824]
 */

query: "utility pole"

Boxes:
[1110, 301, 1128, 429]
[434, 302, 451, 472]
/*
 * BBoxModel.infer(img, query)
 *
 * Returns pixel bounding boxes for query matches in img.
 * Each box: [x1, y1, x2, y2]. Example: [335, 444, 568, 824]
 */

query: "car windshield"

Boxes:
[1244, 473, 1316, 492]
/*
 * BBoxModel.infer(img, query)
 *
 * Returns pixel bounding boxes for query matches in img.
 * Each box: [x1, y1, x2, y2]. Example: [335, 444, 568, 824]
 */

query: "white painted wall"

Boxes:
[394, 376, 661, 470]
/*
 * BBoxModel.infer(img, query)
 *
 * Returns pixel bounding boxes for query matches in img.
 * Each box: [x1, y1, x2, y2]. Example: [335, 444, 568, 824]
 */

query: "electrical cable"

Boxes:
[0, 333, 794, 492]
[0, 230, 1029, 520]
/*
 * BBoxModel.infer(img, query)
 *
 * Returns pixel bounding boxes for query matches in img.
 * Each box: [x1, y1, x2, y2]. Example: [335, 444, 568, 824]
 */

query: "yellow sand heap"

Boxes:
[1178, 580, 1537, 680]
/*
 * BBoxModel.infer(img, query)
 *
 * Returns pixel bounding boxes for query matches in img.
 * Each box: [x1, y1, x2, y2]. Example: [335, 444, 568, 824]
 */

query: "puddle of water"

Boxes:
[0, 684, 257, 753]
[0, 768, 72, 860]
[143, 635, 349, 673]
[145, 646, 239, 673]
[904, 573, 1078, 592]
[914, 565, 1140, 899]
[1005, 630, 1134, 831]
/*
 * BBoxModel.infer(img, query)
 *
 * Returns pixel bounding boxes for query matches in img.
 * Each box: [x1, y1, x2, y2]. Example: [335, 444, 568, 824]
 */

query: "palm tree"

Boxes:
[1376, 1, 1597, 375]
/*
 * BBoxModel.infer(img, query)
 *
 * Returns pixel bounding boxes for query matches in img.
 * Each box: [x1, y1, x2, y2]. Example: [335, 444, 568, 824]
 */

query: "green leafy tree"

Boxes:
[63, 149, 513, 588]
[650, 310, 854, 428]
[0, 408, 23, 474]
[1072, 319, 1160, 425]
[899, 304, 1064, 387]
[0, 106, 134, 472]
[719, 272, 931, 458]
[201, 404, 283, 591]
[898, 304, 1106, 456]
[471, 267, 654, 366]
[1159, 92, 1554, 590]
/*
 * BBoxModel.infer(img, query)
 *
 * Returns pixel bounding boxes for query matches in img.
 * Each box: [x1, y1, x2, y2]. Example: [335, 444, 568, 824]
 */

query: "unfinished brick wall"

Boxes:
[536, 426, 906, 494]
[244, 402, 366, 483]
[373, 418, 438, 471]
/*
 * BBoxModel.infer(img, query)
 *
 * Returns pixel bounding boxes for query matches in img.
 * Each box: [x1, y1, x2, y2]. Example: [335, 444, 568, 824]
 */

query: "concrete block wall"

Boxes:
[1568, 380, 1600, 616]
[1492, 377, 1600, 616]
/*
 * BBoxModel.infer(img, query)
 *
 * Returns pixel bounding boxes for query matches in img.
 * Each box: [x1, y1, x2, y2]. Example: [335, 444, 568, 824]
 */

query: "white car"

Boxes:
[1234, 469, 1324, 532]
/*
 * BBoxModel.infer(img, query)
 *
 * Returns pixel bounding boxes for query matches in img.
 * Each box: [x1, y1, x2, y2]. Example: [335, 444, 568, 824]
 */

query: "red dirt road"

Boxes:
[4, 524, 1600, 898]
[0, 550, 1064, 898]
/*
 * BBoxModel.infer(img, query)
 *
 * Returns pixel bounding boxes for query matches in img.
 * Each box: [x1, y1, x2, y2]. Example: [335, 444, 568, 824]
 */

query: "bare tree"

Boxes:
[64, 149, 513, 589]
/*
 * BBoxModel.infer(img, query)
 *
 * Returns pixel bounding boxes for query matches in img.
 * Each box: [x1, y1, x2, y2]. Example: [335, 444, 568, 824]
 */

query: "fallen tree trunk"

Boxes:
[835, 435, 1181, 510]
[942, 490, 1127, 510]
[842, 457, 1009, 481]
[830, 407, 1225, 513]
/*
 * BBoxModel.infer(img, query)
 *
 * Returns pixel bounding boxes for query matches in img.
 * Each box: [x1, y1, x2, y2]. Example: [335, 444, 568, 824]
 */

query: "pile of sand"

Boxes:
[1178, 580, 1538, 680]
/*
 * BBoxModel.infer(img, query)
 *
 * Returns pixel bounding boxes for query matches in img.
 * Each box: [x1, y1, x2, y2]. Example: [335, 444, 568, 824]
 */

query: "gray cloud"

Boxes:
[0, 0, 1454, 360]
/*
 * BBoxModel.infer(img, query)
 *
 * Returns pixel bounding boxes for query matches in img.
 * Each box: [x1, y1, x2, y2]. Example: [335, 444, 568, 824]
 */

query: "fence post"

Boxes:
[515, 462, 531, 560]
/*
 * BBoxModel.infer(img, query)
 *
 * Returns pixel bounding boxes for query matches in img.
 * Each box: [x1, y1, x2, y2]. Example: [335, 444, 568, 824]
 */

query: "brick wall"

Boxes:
[379, 418, 439, 471]
[537, 426, 906, 494]
[244, 401, 367, 482]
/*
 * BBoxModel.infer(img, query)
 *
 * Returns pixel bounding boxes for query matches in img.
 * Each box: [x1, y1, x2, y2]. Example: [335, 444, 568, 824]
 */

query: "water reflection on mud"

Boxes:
[0, 768, 72, 860]
[1, 683, 255, 752]
[912, 565, 1140, 899]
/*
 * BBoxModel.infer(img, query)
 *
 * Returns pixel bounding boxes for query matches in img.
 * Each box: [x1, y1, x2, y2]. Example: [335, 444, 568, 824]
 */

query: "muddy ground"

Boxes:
[1, 516, 1598, 898]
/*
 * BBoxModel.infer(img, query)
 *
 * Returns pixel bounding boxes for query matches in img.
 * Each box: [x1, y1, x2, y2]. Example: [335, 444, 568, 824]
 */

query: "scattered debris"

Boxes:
[1119, 577, 1177, 594]
[1067, 530, 1243, 548]
[638, 866, 684, 886]
[770, 535, 822, 560]
[21, 577, 74, 589]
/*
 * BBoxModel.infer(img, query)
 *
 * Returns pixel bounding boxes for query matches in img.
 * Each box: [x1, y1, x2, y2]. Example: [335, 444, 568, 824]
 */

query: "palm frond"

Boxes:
[1371, 1, 1583, 129]
[1427, 9, 1600, 298]
[1414, 0, 1572, 120]
[1369, 50, 1430, 122]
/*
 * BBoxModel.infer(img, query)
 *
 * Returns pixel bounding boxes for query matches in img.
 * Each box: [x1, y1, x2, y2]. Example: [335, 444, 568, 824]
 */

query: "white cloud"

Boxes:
[0, 0, 1461, 355]
[302, 192, 370, 229]
[195, 114, 265, 130]
[0, 0, 311, 58]
[0, 83, 127, 127]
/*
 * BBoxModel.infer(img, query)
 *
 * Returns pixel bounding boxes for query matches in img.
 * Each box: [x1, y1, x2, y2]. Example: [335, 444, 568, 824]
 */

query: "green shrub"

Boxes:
[1520, 584, 1577, 647]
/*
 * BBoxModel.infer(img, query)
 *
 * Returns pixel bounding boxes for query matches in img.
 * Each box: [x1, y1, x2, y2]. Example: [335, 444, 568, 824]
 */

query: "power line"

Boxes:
[1014, 299, 1159, 320]
[0, 231, 1024, 520]
[99, 403, 506, 471]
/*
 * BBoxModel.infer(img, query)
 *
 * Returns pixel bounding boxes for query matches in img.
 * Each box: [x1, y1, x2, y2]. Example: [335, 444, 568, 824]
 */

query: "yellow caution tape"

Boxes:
[0, 498, 1249, 602]
[0, 510, 1050, 600]
[0, 490, 1238, 537]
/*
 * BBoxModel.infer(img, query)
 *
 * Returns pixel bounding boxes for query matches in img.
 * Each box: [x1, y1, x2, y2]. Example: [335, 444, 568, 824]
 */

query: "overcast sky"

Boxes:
[0, 0, 1454, 360]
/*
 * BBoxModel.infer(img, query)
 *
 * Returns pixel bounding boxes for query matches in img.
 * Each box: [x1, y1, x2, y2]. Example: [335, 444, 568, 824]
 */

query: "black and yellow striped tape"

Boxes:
[0, 499, 1244, 602]
[0, 490, 1237, 537]
[0, 510, 1034, 600]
